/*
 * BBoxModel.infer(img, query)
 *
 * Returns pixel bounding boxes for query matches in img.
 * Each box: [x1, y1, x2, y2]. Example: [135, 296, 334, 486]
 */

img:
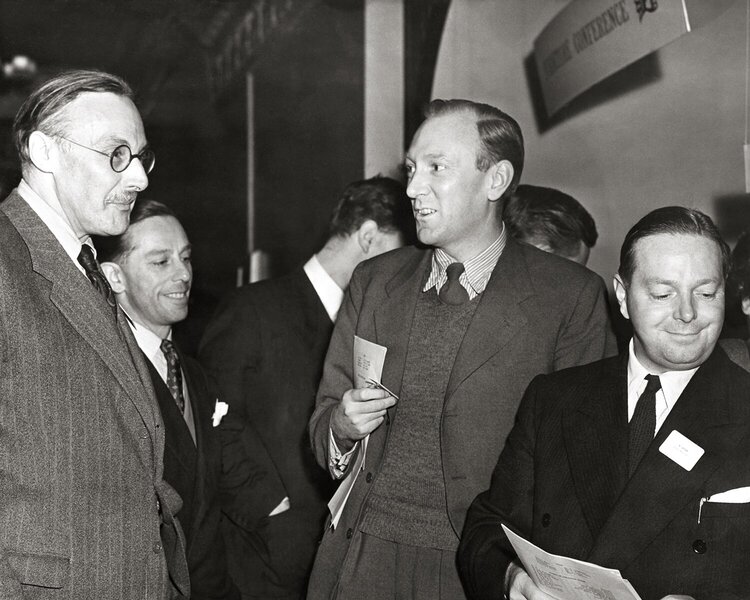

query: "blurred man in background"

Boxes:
[503, 184, 598, 265]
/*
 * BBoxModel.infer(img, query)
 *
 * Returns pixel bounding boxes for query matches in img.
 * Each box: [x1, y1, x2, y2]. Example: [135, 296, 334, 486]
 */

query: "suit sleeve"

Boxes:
[308, 262, 365, 471]
[198, 292, 287, 530]
[553, 273, 617, 370]
[0, 271, 24, 599]
[458, 376, 541, 600]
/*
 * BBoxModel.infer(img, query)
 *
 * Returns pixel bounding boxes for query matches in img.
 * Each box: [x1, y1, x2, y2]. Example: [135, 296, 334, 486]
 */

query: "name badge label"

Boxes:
[659, 430, 704, 471]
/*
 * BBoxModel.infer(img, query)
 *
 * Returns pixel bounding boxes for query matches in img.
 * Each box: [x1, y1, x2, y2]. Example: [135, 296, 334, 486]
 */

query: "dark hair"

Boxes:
[423, 99, 524, 198]
[13, 69, 134, 170]
[328, 175, 413, 240]
[504, 184, 597, 257]
[95, 199, 176, 263]
[618, 206, 730, 285]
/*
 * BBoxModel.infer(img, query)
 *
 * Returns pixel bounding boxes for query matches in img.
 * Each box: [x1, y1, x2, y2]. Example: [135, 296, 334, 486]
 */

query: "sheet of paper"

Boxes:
[353, 335, 388, 388]
[502, 525, 642, 600]
[328, 336, 389, 529]
[328, 435, 368, 529]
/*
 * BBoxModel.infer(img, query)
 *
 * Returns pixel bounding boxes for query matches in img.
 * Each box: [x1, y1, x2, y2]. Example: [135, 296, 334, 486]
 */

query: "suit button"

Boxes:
[692, 539, 707, 554]
[365, 472, 373, 483]
[153, 542, 162, 553]
[346, 528, 353, 539]
[542, 513, 551, 527]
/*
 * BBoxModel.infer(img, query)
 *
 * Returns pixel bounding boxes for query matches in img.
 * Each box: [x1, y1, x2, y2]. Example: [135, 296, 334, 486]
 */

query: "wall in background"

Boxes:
[433, 0, 747, 284]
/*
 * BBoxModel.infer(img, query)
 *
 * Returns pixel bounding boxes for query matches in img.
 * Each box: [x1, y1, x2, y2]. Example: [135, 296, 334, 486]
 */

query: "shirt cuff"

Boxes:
[328, 428, 359, 479]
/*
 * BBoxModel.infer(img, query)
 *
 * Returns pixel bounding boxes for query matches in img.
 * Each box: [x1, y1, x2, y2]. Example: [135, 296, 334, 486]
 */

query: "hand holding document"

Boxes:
[328, 336, 396, 529]
[502, 525, 642, 600]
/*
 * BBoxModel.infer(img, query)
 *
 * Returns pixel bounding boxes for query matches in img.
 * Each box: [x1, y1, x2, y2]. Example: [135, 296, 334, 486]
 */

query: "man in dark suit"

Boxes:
[306, 99, 616, 599]
[458, 206, 750, 600]
[0, 70, 188, 598]
[198, 176, 412, 599]
[97, 199, 240, 600]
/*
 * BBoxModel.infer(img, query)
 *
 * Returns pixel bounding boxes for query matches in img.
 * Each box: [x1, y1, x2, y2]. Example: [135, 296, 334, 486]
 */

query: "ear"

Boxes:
[742, 296, 750, 317]
[613, 273, 630, 320]
[27, 131, 58, 174]
[487, 160, 514, 202]
[100, 261, 126, 294]
[356, 219, 378, 254]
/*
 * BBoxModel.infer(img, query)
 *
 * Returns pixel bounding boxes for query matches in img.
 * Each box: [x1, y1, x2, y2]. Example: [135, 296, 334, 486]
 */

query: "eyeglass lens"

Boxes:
[111, 145, 155, 174]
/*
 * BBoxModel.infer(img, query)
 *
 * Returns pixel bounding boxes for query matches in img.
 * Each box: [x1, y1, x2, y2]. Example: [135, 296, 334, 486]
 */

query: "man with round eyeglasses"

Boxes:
[0, 70, 189, 599]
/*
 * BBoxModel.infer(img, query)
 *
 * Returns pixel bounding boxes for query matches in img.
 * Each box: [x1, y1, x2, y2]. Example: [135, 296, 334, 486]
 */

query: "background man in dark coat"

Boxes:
[459, 206, 749, 600]
[306, 99, 616, 599]
[98, 199, 240, 600]
[199, 176, 411, 599]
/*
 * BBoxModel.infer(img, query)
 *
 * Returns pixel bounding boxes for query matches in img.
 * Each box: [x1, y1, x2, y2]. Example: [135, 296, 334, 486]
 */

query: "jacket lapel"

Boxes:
[562, 355, 629, 538]
[3, 193, 160, 456]
[589, 349, 750, 570]
[445, 237, 533, 401]
[373, 250, 431, 398]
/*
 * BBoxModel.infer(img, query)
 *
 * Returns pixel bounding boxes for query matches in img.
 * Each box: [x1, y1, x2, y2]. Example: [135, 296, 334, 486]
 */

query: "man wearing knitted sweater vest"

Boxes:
[307, 99, 616, 599]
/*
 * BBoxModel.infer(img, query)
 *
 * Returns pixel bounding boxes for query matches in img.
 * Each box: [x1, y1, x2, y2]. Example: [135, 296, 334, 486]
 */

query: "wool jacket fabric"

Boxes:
[458, 348, 750, 600]
[306, 239, 616, 599]
[0, 190, 189, 599]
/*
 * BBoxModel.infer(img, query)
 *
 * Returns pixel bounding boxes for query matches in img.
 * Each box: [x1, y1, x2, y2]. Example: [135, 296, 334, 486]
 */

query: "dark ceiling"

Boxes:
[0, 0, 264, 129]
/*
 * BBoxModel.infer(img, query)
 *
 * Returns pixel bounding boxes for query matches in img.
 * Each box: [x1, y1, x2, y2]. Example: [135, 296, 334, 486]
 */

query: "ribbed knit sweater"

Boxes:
[359, 288, 479, 549]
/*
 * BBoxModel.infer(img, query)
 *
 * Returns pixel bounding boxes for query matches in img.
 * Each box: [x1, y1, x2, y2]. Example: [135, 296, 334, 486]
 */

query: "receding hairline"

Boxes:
[619, 231, 725, 281]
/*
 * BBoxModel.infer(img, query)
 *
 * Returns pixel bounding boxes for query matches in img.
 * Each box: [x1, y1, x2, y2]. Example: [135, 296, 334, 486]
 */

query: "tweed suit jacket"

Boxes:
[306, 239, 616, 599]
[0, 191, 188, 599]
[458, 348, 750, 600]
[199, 267, 337, 598]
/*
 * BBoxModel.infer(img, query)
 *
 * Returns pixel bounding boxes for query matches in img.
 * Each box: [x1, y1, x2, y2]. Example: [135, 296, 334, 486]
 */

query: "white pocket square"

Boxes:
[212, 400, 229, 427]
[708, 486, 750, 503]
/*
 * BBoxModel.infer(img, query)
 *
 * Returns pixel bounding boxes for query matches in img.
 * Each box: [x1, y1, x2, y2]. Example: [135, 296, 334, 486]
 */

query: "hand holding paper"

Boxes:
[330, 386, 396, 447]
[330, 335, 398, 449]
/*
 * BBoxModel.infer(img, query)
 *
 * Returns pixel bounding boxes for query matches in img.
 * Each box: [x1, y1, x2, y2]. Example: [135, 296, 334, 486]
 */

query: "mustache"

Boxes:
[106, 191, 138, 205]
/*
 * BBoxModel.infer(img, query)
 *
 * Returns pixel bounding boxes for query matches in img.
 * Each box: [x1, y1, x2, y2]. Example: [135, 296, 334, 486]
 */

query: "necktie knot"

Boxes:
[439, 262, 469, 305]
[77, 244, 99, 273]
[77, 245, 117, 315]
[160, 338, 185, 414]
[644, 373, 662, 395]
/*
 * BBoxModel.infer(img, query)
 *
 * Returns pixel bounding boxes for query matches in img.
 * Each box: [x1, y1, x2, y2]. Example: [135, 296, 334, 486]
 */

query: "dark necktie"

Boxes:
[77, 245, 117, 315]
[439, 262, 469, 305]
[160, 339, 186, 414]
[628, 374, 661, 476]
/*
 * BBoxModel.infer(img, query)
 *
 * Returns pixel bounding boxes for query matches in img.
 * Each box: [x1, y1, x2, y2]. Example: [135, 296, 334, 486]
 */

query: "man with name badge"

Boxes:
[458, 206, 750, 600]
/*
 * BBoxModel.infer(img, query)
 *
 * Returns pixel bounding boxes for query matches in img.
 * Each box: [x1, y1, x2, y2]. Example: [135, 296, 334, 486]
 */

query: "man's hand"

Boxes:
[507, 562, 557, 600]
[330, 387, 397, 449]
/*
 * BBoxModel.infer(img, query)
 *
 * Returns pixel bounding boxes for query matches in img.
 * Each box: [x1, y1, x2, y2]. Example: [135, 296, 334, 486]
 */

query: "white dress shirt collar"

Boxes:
[626, 339, 699, 432]
[128, 318, 169, 371]
[303, 254, 345, 322]
[17, 179, 94, 275]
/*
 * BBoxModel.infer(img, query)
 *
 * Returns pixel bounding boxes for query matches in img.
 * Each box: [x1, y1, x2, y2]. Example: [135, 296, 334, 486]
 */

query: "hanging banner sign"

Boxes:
[533, 0, 736, 116]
